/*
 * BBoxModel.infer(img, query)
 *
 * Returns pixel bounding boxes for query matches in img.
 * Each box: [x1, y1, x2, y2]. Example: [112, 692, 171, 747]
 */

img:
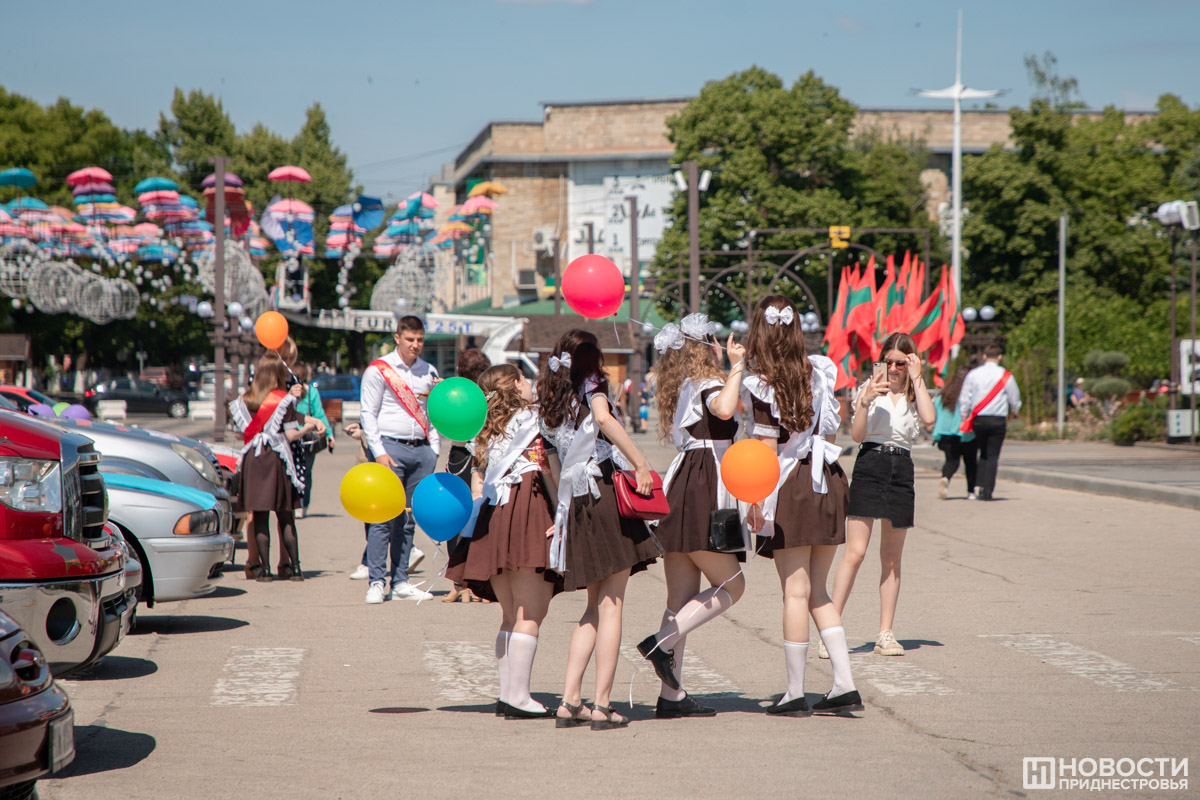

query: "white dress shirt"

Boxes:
[853, 382, 921, 449]
[360, 351, 441, 456]
[958, 360, 1022, 421]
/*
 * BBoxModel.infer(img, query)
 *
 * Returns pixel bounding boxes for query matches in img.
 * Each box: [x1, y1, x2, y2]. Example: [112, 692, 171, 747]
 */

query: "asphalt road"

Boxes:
[38, 425, 1200, 800]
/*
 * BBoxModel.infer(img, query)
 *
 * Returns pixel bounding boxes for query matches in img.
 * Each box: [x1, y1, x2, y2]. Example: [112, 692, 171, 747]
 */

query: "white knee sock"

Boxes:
[658, 608, 686, 701]
[781, 640, 809, 704]
[819, 625, 856, 696]
[657, 587, 734, 651]
[505, 632, 546, 713]
[495, 631, 509, 703]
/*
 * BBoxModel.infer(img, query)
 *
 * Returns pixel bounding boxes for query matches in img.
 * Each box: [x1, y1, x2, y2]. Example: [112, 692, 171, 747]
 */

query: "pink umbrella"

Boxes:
[133, 222, 161, 236]
[137, 190, 180, 204]
[66, 166, 113, 186]
[268, 165, 312, 183]
[407, 191, 439, 208]
[267, 198, 314, 216]
[71, 182, 117, 195]
[0, 223, 35, 237]
[201, 172, 244, 189]
[459, 196, 497, 214]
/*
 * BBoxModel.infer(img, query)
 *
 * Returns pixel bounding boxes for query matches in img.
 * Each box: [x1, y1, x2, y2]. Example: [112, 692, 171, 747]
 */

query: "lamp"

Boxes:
[962, 306, 977, 322]
[980, 305, 995, 321]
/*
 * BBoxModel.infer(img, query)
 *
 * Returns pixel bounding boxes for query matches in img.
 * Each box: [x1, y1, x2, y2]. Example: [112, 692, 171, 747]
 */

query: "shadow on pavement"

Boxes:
[437, 702, 499, 714]
[206, 586, 247, 598]
[131, 615, 249, 635]
[898, 638, 945, 651]
[369, 707, 429, 714]
[65, 656, 159, 681]
[52, 725, 156, 778]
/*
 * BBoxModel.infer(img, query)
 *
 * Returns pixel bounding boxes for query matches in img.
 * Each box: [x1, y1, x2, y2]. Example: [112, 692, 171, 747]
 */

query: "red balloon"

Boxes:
[562, 255, 625, 319]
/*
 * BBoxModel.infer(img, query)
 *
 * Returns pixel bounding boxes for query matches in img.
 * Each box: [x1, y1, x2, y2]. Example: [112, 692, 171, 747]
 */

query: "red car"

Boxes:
[0, 608, 74, 799]
[0, 386, 61, 414]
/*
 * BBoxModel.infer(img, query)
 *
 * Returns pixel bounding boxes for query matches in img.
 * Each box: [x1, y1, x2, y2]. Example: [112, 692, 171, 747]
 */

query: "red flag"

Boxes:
[845, 258, 879, 363]
[909, 266, 947, 355]
[874, 255, 896, 342]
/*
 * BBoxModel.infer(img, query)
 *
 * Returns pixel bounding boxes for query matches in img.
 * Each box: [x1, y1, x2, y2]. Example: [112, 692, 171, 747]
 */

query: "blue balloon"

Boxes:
[411, 473, 474, 542]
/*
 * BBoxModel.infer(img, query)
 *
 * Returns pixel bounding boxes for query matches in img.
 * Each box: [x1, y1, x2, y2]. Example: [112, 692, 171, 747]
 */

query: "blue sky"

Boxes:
[4, 0, 1198, 199]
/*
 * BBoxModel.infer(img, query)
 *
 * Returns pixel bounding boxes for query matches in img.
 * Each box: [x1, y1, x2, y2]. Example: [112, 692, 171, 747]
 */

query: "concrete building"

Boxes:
[435, 98, 1157, 312]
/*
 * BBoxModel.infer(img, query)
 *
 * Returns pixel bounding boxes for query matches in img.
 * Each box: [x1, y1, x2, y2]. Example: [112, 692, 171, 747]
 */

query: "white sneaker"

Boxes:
[875, 629, 905, 656]
[295, 507, 306, 519]
[349, 564, 369, 580]
[938, 477, 949, 500]
[390, 581, 433, 601]
[408, 547, 425, 571]
[365, 581, 387, 604]
[966, 492, 978, 501]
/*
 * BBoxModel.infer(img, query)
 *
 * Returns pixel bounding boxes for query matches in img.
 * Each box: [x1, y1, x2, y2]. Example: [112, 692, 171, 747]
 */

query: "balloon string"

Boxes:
[626, 315, 733, 352]
[626, 533, 770, 710]
[412, 542, 448, 606]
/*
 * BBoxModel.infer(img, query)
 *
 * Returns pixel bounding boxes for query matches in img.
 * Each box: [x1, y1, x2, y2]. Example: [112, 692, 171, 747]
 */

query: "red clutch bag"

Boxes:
[613, 469, 670, 520]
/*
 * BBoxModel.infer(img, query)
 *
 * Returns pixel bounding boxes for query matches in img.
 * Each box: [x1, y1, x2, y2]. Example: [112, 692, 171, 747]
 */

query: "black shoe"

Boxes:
[504, 703, 555, 720]
[656, 694, 716, 719]
[812, 690, 863, 714]
[766, 695, 812, 717]
[255, 571, 274, 583]
[636, 634, 680, 691]
[495, 700, 509, 717]
[555, 701, 591, 728]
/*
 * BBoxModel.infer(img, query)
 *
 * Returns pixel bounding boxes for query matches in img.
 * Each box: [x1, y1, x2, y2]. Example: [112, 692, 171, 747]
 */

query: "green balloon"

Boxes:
[428, 377, 488, 442]
[53, 402, 69, 416]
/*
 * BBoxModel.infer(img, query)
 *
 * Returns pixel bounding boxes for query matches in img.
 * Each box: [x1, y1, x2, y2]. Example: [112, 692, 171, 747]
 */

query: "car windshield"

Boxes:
[27, 389, 56, 405]
[0, 395, 19, 411]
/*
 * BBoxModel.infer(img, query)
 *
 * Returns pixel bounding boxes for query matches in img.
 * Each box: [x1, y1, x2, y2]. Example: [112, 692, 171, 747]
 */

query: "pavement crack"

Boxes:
[938, 552, 1020, 585]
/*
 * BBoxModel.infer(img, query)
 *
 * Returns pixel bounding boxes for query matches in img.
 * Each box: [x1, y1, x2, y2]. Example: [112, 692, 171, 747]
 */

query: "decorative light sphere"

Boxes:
[196, 300, 214, 318]
[11, 299, 20, 309]
[962, 306, 978, 322]
[338, 296, 350, 308]
[803, 311, 819, 326]
[980, 305, 996, 322]
[227, 301, 244, 317]
[239, 316, 254, 331]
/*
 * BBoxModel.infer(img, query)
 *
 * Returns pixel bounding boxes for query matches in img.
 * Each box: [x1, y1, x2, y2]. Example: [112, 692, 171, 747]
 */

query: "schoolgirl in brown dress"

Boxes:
[537, 330, 660, 730]
[742, 295, 862, 716]
[446, 365, 560, 719]
[633, 314, 749, 719]
[229, 353, 317, 582]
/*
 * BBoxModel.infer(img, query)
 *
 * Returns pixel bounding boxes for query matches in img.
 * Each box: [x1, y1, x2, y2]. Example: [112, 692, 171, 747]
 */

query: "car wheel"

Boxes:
[168, 401, 188, 418]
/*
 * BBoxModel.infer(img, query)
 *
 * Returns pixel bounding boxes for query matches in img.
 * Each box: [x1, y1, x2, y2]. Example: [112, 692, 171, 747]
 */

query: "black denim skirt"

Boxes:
[847, 445, 916, 529]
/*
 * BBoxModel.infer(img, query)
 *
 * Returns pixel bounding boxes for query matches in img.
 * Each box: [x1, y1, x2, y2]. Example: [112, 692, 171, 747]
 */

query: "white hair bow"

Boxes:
[680, 312, 721, 340]
[765, 306, 795, 326]
[653, 323, 685, 354]
[548, 352, 572, 373]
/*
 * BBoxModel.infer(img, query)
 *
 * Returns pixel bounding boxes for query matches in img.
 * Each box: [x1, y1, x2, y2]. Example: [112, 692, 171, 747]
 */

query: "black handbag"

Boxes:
[708, 508, 743, 553]
[300, 431, 327, 454]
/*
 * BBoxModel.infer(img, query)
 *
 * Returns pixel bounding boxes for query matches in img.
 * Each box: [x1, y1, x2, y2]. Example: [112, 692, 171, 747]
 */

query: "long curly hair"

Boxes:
[744, 295, 813, 433]
[938, 359, 976, 410]
[474, 364, 529, 468]
[655, 338, 726, 444]
[536, 329, 598, 429]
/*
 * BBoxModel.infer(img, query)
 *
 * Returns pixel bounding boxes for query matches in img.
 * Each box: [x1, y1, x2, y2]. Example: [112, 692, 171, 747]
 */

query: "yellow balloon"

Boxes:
[339, 463, 406, 523]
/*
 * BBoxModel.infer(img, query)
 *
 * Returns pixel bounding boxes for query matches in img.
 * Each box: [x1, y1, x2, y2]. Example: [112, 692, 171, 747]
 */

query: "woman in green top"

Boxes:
[932, 362, 977, 500]
[294, 363, 334, 517]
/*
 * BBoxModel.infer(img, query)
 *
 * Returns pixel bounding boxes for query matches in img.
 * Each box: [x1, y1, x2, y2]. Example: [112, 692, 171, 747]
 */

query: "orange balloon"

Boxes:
[255, 311, 289, 350]
[720, 439, 780, 504]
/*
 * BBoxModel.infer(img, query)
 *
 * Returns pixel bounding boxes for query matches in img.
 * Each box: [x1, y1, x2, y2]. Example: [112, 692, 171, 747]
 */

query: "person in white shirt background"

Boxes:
[957, 341, 1022, 502]
[359, 315, 442, 603]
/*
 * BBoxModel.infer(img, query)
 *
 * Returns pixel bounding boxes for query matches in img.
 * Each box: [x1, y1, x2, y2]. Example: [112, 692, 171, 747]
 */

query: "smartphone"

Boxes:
[872, 362, 887, 382]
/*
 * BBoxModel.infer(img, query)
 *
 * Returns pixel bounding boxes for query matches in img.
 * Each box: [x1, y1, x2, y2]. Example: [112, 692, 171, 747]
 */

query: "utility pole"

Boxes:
[583, 222, 595, 255]
[553, 237, 562, 315]
[686, 160, 700, 312]
[1191, 231, 1197, 445]
[626, 195, 641, 431]
[1057, 213, 1067, 439]
[211, 156, 228, 443]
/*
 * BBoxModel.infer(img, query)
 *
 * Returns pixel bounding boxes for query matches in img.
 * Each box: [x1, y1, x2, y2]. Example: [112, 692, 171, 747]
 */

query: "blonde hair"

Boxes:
[474, 364, 530, 468]
[655, 338, 726, 444]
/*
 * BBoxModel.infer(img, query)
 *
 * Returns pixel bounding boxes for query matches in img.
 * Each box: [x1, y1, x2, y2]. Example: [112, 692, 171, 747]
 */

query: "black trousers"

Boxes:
[972, 416, 1007, 499]
[937, 435, 978, 491]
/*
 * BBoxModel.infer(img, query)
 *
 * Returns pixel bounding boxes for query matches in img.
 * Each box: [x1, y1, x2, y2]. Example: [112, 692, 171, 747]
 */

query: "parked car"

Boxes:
[0, 386, 62, 412]
[0, 410, 135, 677]
[0, 608, 74, 800]
[311, 373, 361, 402]
[193, 369, 236, 401]
[82, 378, 188, 418]
[102, 474, 233, 605]
[44, 418, 235, 537]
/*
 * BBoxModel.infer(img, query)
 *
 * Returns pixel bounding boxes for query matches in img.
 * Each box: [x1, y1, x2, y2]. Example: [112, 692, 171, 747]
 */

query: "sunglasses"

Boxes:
[884, 359, 907, 368]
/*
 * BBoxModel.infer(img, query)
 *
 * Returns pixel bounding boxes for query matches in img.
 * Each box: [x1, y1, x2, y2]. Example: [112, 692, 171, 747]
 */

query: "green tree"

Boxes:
[156, 88, 237, 190]
[650, 68, 936, 322]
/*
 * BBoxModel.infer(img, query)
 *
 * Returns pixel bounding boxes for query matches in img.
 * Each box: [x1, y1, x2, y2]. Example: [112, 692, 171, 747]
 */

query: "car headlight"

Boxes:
[0, 458, 62, 513]
[171, 443, 222, 486]
[173, 509, 219, 535]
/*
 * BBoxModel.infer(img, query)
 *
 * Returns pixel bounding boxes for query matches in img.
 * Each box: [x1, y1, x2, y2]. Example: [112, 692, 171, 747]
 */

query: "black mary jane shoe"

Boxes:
[656, 694, 716, 719]
[765, 695, 812, 717]
[255, 571, 274, 583]
[504, 703, 556, 720]
[555, 701, 591, 729]
[495, 700, 510, 717]
[636, 635, 680, 691]
[811, 690, 864, 714]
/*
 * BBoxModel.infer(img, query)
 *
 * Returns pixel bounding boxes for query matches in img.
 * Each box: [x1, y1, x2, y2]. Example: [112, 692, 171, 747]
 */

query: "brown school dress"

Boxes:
[237, 404, 303, 513]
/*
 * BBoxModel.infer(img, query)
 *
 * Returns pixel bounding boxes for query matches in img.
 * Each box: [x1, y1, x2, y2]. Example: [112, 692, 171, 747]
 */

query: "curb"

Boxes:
[908, 448, 1200, 511]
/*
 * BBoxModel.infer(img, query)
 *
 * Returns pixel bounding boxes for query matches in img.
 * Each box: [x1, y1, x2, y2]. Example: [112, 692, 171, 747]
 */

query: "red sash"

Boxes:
[960, 371, 1011, 433]
[370, 359, 430, 436]
[244, 390, 287, 443]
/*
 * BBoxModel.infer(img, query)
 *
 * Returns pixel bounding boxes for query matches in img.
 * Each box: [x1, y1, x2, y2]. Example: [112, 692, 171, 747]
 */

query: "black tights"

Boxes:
[252, 510, 298, 572]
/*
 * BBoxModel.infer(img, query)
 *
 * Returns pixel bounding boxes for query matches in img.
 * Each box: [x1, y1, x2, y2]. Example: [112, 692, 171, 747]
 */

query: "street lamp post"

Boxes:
[210, 156, 229, 443]
[1155, 200, 1199, 443]
[674, 162, 711, 312]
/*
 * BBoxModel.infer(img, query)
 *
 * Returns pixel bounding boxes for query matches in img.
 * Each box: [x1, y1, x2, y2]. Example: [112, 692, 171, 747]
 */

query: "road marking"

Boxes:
[1178, 634, 1200, 647]
[982, 634, 1178, 692]
[210, 647, 306, 706]
[620, 645, 740, 695]
[849, 655, 957, 696]
[423, 642, 498, 703]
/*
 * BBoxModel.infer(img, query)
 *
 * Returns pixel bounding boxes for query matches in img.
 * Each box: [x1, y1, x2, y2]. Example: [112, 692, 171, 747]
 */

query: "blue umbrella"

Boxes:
[0, 168, 38, 189]
[6, 196, 49, 211]
[134, 176, 179, 194]
[352, 195, 385, 231]
[178, 195, 198, 208]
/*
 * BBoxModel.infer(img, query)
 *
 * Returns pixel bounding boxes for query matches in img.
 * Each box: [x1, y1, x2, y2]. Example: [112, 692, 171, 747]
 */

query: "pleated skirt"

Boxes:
[756, 456, 849, 558]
